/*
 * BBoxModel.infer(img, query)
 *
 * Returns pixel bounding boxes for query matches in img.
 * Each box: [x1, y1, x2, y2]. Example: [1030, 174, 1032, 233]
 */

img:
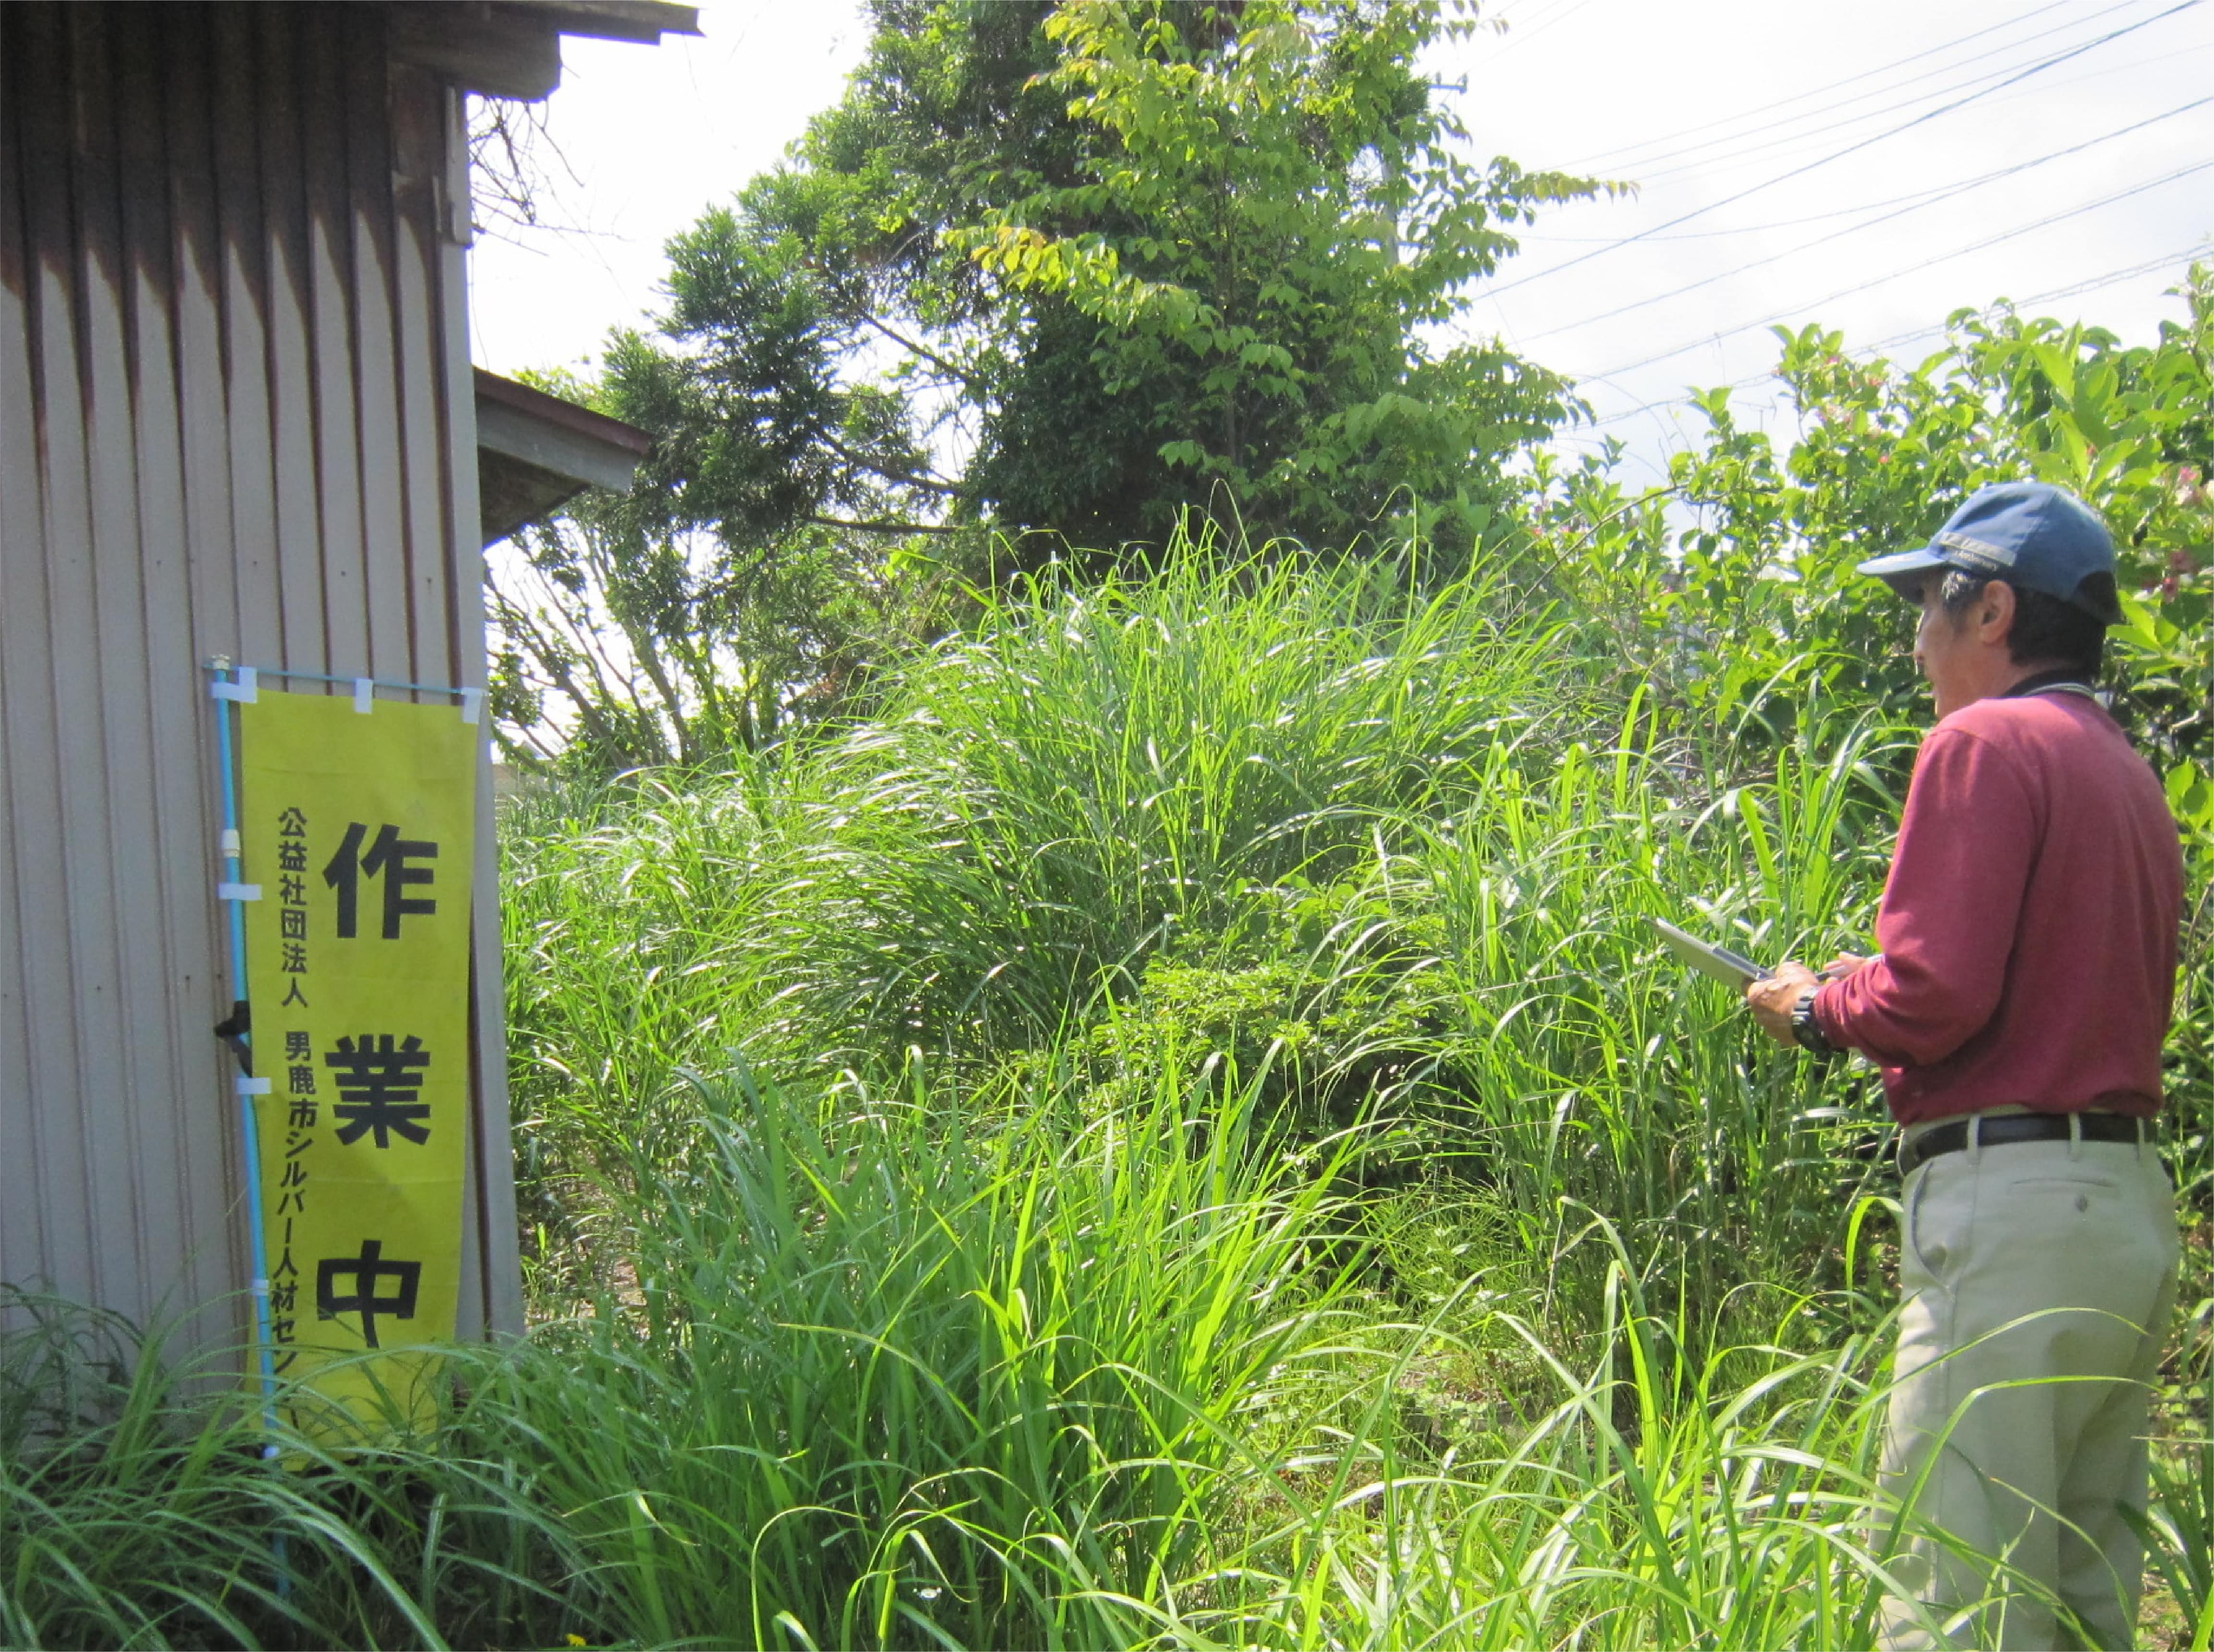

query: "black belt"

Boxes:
[1899, 1112, 2153, 1178]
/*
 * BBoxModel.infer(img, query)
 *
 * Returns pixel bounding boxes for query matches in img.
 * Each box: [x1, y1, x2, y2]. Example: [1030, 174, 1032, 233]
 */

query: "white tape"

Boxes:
[220, 829, 241, 858]
[217, 882, 262, 902]
[459, 686, 483, 725]
[354, 677, 374, 714]
[210, 665, 259, 703]
[236, 1076, 272, 1096]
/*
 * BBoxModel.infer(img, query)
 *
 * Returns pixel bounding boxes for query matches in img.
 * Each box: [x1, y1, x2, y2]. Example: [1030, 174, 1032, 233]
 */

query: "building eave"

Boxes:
[389, 0, 701, 102]
[474, 369, 654, 547]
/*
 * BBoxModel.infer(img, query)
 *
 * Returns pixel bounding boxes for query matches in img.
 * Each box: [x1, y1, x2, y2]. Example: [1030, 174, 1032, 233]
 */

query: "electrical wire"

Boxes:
[1518, 161, 2073, 242]
[1513, 98, 2213, 343]
[1488, 0, 1605, 61]
[1578, 160, 2212, 381]
[1554, 0, 2084, 171]
[1599, 0, 2165, 184]
[1629, 35, 2212, 190]
[1855, 241, 2214, 352]
[1574, 237, 2212, 430]
[1477, 0, 2203, 302]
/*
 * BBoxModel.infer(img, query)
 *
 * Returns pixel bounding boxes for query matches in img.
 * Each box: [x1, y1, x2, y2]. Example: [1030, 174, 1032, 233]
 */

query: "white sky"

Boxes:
[471, 0, 2214, 497]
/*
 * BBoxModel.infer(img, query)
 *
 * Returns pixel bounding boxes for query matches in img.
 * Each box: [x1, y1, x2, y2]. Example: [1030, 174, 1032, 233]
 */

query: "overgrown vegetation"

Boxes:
[9, 531, 2207, 1647]
[485, 0, 1604, 770]
[7, 0, 2211, 1642]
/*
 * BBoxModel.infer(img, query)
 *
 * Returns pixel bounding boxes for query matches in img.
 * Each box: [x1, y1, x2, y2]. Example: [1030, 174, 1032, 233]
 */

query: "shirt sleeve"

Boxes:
[1812, 724, 2039, 1067]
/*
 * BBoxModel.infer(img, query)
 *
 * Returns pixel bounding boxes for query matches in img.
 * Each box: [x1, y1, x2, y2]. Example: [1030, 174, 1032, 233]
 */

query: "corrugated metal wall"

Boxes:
[0, 1, 523, 1354]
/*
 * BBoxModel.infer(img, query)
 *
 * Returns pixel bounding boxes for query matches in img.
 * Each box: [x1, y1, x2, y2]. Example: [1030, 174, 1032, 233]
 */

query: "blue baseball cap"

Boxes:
[1855, 481, 2123, 624]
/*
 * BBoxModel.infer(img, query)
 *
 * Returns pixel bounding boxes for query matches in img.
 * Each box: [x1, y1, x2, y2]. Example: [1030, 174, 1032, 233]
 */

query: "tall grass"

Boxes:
[9, 544, 2206, 1647]
[466, 1059, 1370, 1649]
[0, 1080, 2043, 1652]
[1414, 712, 1916, 1306]
[501, 551, 1932, 1314]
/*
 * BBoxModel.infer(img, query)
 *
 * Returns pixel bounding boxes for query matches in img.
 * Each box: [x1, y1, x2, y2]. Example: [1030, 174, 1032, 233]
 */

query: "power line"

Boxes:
[1575, 239, 2213, 431]
[1554, 0, 2082, 171]
[1582, 245, 2208, 431]
[1487, 0, 1605, 61]
[1518, 167, 2047, 242]
[1858, 242, 2214, 352]
[1477, 0, 2203, 303]
[1629, 35, 2212, 191]
[1579, 161, 2212, 382]
[1513, 98, 2213, 345]
[1583, 0, 2152, 182]
[1609, 0, 2167, 184]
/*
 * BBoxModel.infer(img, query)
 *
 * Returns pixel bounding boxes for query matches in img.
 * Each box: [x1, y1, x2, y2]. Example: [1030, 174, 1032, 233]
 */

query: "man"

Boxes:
[1743, 481, 2184, 1651]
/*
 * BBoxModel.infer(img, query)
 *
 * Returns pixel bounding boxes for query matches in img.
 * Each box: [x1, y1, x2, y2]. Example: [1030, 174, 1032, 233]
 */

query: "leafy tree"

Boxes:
[485, 495, 918, 770]
[1552, 266, 2213, 814]
[490, 0, 1606, 769]
[953, 0, 1599, 551]
[481, 371, 961, 771]
[607, 0, 1600, 567]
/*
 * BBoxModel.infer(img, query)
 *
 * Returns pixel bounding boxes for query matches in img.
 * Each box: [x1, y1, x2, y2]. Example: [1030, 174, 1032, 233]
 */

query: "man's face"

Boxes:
[1909, 574, 2014, 720]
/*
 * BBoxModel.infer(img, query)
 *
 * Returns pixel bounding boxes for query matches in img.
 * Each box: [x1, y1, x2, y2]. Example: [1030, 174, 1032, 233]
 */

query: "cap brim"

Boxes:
[1853, 547, 1949, 580]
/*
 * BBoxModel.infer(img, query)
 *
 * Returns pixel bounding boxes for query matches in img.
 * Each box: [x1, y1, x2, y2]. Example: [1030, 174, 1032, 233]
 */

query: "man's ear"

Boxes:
[1977, 579, 2017, 646]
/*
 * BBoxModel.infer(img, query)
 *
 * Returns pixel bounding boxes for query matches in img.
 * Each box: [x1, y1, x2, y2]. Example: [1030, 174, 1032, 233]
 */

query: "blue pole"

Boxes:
[211, 662, 290, 1592]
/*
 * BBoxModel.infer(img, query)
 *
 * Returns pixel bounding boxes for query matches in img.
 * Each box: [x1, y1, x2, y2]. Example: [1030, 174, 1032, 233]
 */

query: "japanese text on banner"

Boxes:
[237, 690, 477, 1439]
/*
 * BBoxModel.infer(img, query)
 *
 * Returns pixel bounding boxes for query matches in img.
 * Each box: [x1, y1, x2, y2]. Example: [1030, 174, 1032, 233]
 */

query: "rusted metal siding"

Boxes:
[0, 2, 522, 1351]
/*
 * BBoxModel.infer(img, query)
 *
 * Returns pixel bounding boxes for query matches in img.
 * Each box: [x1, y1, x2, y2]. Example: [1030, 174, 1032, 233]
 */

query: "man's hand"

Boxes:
[1745, 961, 1821, 1046]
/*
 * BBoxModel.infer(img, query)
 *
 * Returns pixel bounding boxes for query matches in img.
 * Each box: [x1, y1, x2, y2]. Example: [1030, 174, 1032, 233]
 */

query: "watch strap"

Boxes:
[1790, 987, 1838, 1058]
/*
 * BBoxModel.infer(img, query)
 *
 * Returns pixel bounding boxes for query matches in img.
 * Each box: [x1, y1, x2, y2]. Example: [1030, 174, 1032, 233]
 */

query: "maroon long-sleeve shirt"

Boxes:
[1812, 689, 2183, 1126]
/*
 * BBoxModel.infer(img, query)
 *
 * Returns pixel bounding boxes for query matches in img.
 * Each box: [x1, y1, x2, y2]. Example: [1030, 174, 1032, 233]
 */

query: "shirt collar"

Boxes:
[2000, 666, 2099, 700]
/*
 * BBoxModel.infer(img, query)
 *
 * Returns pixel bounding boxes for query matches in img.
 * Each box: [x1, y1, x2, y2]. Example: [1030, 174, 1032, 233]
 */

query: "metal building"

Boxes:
[1, 1, 689, 1358]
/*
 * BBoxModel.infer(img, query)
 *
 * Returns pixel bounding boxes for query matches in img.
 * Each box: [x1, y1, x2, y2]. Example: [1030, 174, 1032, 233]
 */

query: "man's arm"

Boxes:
[1808, 726, 2039, 1065]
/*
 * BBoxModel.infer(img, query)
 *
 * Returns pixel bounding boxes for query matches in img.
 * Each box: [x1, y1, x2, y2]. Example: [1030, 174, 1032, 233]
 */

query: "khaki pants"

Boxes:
[1880, 1121, 2178, 1651]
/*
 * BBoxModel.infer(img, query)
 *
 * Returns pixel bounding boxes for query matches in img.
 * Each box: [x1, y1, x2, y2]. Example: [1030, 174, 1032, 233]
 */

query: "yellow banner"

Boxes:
[236, 689, 477, 1438]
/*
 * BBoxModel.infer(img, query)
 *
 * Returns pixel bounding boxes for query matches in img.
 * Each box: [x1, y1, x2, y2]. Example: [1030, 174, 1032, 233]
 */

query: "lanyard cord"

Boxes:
[2001, 667, 2100, 700]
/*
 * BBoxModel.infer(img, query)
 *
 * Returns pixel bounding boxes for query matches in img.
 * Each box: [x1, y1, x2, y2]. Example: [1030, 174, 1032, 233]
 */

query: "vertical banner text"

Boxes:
[237, 690, 477, 1436]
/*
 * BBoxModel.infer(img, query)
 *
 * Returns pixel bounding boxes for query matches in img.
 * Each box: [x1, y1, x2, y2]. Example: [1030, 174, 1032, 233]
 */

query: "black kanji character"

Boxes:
[323, 822, 438, 940]
[284, 1030, 310, 1060]
[279, 874, 306, 906]
[316, 1239, 422, 1348]
[281, 942, 307, 974]
[324, 1034, 432, 1147]
[278, 807, 307, 836]
[281, 981, 309, 1009]
[269, 1280, 297, 1316]
[287, 1063, 316, 1095]
[281, 907, 307, 940]
[278, 840, 308, 873]
[287, 1099, 317, 1128]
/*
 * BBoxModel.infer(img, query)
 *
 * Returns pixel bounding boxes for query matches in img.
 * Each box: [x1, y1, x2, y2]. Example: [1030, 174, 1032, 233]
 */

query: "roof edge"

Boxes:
[474, 368, 655, 458]
[389, 2, 700, 102]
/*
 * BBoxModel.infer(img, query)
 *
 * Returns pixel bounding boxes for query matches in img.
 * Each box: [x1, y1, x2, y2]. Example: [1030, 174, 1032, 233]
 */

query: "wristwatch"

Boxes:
[1790, 987, 1839, 1059]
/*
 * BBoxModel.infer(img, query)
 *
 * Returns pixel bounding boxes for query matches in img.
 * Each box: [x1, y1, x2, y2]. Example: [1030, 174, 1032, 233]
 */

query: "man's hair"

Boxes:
[1937, 569, 2111, 679]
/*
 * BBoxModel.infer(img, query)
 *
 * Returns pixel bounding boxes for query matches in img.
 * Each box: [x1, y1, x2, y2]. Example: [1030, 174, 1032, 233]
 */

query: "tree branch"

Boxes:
[808, 514, 960, 535]
[863, 311, 983, 392]
[817, 428, 962, 496]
